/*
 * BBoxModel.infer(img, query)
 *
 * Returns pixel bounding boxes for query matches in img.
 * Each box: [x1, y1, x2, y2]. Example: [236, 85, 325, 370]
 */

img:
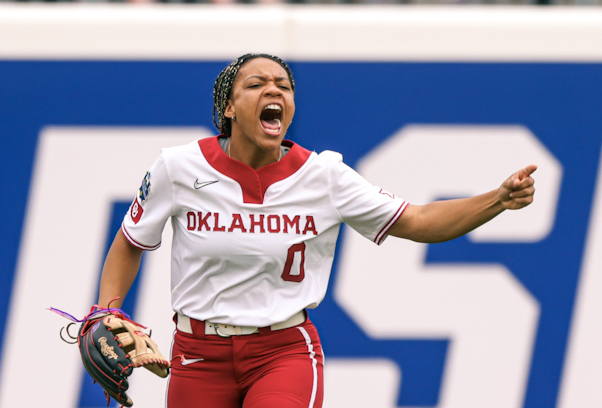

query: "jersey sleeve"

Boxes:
[328, 153, 408, 245]
[121, 152, 174, 251]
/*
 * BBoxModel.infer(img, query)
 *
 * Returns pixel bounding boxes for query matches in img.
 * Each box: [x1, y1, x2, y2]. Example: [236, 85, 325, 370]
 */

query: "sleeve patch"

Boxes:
[138, 171, 151, 204]
[130, 198, 144, 224]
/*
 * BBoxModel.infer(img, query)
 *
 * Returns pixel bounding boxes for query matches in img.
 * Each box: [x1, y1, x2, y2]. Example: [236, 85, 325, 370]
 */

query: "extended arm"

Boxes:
[97, 229, 144, 309]
[388, 164, 537, 243]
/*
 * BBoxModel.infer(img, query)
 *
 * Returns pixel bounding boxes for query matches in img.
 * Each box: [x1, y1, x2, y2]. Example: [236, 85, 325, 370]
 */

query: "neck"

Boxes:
[227, 135, 282, 170]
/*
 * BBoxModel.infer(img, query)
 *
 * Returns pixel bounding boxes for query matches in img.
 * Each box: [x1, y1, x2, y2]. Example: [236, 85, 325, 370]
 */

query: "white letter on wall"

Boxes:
[331, 125, 562, 408]
[0, 127, 213, 408]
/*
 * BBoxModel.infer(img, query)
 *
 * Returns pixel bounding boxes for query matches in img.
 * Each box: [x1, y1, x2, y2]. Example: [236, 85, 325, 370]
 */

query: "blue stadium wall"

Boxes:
[1, 6, 602, 408]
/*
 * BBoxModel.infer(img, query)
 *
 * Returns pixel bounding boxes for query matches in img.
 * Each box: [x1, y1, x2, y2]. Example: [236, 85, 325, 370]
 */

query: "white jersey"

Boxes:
[122, 136, 408, 326]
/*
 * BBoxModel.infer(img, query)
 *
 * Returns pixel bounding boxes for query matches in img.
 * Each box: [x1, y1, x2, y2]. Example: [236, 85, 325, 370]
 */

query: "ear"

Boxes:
[224, 100, 235, 120]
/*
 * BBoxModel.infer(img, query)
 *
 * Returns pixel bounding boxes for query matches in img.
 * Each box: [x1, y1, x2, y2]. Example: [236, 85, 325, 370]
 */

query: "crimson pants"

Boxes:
[167, 316, 324, 408]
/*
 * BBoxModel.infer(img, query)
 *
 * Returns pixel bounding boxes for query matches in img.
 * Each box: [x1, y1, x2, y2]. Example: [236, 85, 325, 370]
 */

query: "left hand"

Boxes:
[499, 164, 537, 210]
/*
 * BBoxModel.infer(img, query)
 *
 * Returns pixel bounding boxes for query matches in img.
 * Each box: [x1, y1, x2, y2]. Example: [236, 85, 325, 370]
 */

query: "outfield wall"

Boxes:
[1, 6, 601, 408]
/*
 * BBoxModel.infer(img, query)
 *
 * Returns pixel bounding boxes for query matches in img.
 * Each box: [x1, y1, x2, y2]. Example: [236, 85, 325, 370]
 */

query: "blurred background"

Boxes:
[0, 0, 600, 7]
[1, 4, 602, 408]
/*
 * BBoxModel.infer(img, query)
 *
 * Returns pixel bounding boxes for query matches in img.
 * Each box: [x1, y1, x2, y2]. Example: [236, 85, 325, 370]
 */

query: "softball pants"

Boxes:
[167, 313, 324, 408]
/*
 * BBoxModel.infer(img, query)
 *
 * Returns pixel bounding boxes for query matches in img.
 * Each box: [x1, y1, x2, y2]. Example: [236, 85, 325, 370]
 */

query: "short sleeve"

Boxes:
[121, 152, 173, 250]
[329, 155, 408, 245]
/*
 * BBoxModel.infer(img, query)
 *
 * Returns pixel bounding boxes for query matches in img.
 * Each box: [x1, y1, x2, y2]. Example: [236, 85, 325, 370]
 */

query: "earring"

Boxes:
[231, 115, 236, 122]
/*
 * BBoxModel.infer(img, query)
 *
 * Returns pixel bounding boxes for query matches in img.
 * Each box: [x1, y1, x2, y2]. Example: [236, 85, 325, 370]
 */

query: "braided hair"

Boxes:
[213, 53, 296, 136]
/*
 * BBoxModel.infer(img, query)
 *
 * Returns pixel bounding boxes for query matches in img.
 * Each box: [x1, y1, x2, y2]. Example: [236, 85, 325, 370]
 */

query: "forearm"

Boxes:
[390, 190, 505, 243]
[97, 229, 144, 309]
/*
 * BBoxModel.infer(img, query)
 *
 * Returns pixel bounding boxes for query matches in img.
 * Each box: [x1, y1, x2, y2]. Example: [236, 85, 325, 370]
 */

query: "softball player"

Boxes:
[96, 54, 536, 408]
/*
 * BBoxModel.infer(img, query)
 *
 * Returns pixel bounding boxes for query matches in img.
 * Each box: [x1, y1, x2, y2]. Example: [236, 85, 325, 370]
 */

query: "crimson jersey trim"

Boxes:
[121, 224, 161, 251]
[374, 201, 409, 245]
[198, 136, 312, 204]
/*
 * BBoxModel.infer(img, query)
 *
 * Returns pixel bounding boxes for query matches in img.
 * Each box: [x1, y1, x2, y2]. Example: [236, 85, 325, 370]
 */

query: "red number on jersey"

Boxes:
[281, 243, 306, 282]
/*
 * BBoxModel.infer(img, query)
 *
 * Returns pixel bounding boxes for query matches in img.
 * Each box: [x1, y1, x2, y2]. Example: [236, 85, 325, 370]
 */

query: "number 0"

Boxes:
[282, 243, 306, 282]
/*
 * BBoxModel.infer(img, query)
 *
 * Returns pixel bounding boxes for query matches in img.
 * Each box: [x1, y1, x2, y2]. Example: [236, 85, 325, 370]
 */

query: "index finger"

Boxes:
[518, 164, 538, 180]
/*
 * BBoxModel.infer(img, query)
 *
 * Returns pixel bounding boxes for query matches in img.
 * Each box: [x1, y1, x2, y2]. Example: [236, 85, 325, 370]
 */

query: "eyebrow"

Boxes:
[244, 75, 290, 83]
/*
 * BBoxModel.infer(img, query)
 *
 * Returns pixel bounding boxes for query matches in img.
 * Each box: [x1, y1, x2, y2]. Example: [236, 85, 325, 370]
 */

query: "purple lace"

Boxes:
[48, 306, 131, 323]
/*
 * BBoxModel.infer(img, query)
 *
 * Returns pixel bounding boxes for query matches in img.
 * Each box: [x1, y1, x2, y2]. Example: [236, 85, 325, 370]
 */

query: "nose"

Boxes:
[264, 81, 282, 97]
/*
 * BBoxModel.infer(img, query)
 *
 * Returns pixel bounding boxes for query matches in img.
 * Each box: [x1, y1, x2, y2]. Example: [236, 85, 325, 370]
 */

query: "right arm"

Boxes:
[387, 165, 537, 243]
[97, 229, 144, 309]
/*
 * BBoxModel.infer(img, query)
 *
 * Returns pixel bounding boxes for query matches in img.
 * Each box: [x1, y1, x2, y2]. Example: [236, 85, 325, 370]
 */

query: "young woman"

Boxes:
[97, 54, 536, 408]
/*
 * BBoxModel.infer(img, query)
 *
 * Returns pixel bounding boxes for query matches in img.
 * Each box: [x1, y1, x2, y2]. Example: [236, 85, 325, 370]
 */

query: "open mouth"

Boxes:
[260, 104, 283, 135]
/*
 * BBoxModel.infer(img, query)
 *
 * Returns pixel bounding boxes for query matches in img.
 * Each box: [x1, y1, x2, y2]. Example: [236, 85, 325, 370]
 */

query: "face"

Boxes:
[225, 58, 295, 156]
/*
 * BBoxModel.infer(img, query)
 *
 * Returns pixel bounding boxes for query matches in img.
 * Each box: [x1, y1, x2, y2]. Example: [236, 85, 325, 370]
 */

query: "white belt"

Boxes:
[177, 310, 306, 338]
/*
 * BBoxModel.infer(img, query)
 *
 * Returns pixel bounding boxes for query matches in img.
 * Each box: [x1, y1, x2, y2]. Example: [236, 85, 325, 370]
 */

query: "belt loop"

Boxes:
[190, 317, 206, 337]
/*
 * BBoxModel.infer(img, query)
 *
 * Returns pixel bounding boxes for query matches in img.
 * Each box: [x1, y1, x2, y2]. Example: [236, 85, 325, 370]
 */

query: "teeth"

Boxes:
[275, 118, 281, 128]
[264, 104, 282, 112]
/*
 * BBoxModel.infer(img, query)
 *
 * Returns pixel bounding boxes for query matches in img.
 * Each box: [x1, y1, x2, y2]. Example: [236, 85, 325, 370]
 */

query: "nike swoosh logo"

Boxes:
[181, 356, 205, 366]
[194, 180, 218, 190]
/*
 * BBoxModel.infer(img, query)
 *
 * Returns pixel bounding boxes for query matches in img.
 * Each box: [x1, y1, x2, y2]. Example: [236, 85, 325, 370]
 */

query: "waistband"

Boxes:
[176, 310, 306, 338]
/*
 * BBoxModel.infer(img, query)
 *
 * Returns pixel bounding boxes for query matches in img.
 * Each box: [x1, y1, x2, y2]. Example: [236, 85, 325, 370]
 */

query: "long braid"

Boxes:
[213, 54, 295, 136]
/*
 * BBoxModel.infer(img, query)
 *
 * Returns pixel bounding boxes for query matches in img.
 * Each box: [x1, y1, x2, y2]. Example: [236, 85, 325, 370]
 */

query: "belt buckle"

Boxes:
[213, 323, 233, 338]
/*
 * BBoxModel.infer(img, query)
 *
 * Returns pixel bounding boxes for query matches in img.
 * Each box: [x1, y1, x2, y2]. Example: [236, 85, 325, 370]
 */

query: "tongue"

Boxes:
[261, 118, 281, 131]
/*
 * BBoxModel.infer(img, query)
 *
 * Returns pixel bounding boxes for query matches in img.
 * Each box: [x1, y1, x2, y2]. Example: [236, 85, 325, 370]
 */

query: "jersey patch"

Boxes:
[138, 171, 151, 204]
[130, 198, 144, 224]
